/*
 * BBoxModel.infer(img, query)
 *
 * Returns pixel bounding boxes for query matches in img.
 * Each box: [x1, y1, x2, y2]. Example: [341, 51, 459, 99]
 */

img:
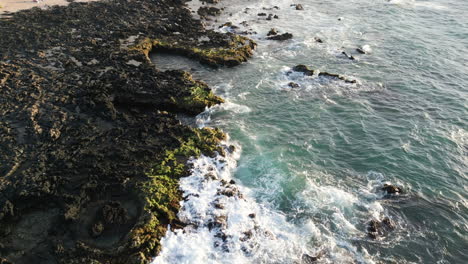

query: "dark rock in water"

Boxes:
[292, 65, 357, 83]
[248, 213, 256, 218]
[292, 64, 315, 75]
[258, 12, 267, 16]
[227, 145, 236, 153]
[342, 51, 356, 60]
[266, 14, 273, 20]
[367, 217, 395, 239]
[314, 37, 323, 43]
[382, 184, 403, 195]
[267, 33, 293, 41]
[296, 4, 304, 10]
[204, 0, 220, 4]
[288, 82, 300, 88]
[198, 6, 222, 17]
[274, 15, 279, 19]
[319, 72, 357, 84]
[267, 28, 278, 36]
[357, 45, 372, 54]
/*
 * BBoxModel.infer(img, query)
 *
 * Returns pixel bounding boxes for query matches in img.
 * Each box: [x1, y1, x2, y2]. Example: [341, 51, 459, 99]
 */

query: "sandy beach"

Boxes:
[0, 0, 97, 14]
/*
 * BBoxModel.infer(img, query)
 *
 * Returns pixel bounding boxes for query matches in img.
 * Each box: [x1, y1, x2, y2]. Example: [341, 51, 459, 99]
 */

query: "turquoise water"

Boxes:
[153, 0, 467, 263]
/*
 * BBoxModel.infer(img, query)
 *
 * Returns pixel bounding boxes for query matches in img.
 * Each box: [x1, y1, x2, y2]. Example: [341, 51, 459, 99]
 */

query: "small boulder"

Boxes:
[314, 37, 323, 43]
[288, 82, 300, 88]
[258, 13, 267, 16]
[296, 4, 304, 10]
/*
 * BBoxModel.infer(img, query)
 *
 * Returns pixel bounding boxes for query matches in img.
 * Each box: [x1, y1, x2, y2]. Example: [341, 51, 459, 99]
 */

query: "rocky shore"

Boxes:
[0, 0, 255, 263]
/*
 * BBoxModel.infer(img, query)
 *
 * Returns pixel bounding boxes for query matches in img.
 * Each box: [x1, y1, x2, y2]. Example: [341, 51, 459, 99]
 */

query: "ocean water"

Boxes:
[151, 0, 468, 263]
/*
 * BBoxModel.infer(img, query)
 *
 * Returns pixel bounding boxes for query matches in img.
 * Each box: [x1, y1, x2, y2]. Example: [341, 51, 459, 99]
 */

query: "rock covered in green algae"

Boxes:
[0, 0, 254, 263]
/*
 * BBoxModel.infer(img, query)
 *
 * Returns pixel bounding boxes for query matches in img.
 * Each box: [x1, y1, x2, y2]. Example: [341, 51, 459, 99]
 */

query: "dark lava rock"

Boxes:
[198, 6, 222, 17]
[267, 33, 293, 41]
[381, 184, 403, 195]
[274, 15, 279, 19]
[292, 65, 357, 83]
[288, 82, 300, 88]
[248, 213, 256, 218]
[292, 64, 314, 75]
[296, 4, 304, 10]
[267, 28, 278, 36]
[314, 37, 323, 43]
[367, 217, 395, 239]
[258, 12, 267, 16]
[342, 51, 356, 60]
[0, 0, 256, 263]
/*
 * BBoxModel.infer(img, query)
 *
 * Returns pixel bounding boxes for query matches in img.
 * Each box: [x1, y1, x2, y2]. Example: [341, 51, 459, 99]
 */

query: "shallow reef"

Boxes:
[0, 0, 254, 263]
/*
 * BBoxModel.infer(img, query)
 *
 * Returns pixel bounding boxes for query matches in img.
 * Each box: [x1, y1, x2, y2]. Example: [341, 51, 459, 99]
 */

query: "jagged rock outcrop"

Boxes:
[0, 0, 255, 263]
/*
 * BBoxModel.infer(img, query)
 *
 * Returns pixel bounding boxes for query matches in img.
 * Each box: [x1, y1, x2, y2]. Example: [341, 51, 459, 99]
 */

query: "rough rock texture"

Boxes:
[291, 64, 358, 84]
[0, 0, 255, 263]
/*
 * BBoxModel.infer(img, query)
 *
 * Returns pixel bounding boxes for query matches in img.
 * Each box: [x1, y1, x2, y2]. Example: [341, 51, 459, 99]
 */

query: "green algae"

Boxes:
[171, 72, 224, 114]
[129, 127, 226, 261]
[133, 35, 256, 67]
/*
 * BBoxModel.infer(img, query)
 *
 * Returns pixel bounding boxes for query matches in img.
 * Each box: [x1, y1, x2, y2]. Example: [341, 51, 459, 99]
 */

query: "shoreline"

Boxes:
[0, 0, 254, 263]
[0, 0, 97, 15]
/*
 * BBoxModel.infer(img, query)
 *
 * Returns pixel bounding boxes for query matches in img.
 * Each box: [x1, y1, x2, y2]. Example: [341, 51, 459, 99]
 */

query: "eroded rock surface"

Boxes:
[0, 0, 255, 263]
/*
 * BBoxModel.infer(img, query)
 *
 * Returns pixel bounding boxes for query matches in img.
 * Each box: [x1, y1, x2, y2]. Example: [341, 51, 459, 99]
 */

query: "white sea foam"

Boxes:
[153, 0, 418, 263]
[152, 142, 313, 264]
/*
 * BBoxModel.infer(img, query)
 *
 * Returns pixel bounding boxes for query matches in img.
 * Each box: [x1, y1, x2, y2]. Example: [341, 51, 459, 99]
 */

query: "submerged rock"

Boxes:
[367, 217, 396, 239]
